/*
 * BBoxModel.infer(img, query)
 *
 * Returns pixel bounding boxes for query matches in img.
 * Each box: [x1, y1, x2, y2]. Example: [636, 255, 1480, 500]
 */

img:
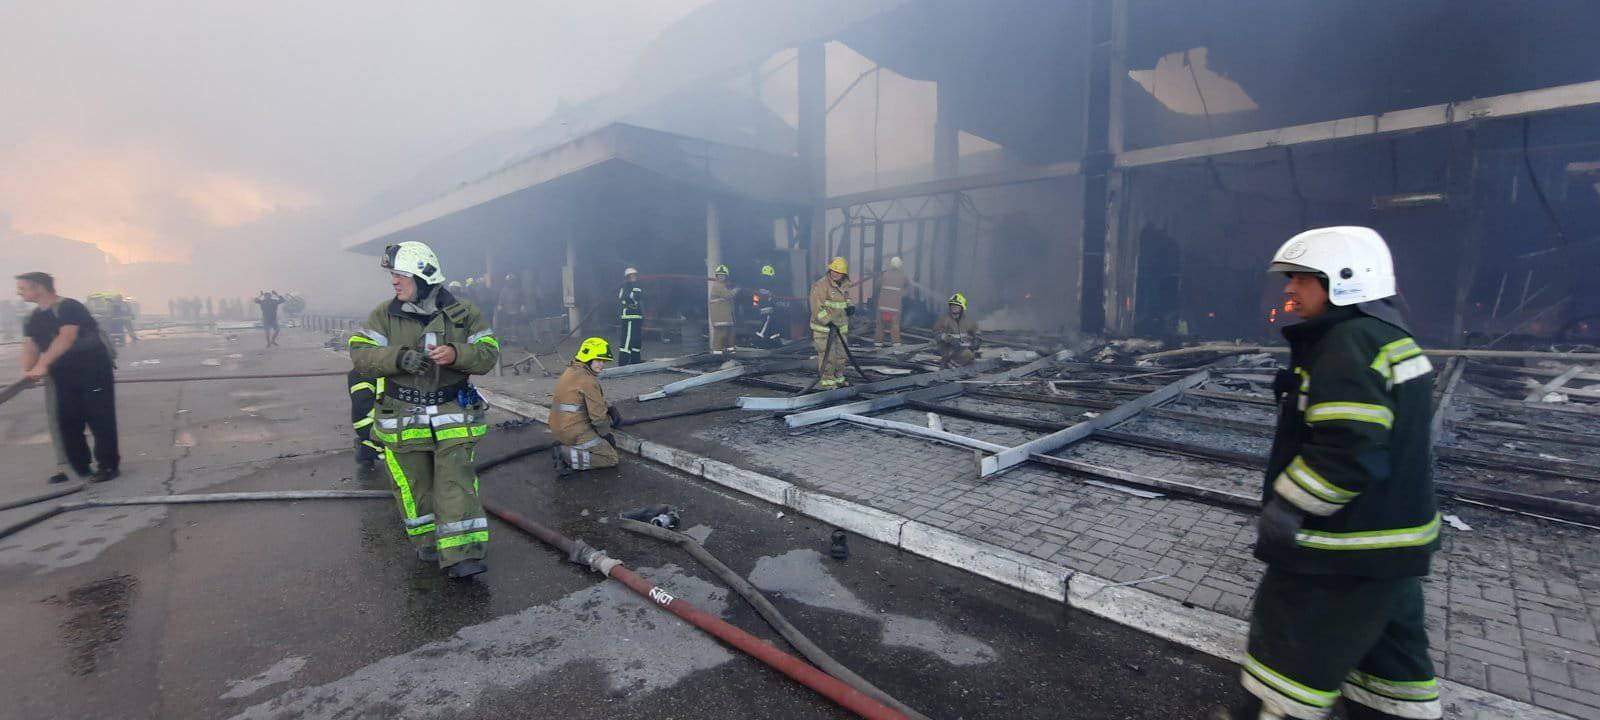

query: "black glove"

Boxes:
[1258, 498, 1306, 553]
[844, 305, 857, 317]
[396, 347, 434, 375]
[607, 405, 623, 427]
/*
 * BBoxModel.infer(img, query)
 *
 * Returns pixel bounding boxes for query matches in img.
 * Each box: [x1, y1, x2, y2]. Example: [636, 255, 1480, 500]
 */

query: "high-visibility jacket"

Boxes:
[809, 275, 850, 335]
[550, 360, 612, 445]
[347, 370, 384, 453]
[347, 289, 499, 448]
[708, 279, 735, 327]
[1261, 301, 1439, 578]
[877, 269, 908, 313]
[619, 282, 643, 320]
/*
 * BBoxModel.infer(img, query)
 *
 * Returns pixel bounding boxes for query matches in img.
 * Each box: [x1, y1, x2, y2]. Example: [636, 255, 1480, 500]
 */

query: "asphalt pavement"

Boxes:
[0, 327, 1240, 719]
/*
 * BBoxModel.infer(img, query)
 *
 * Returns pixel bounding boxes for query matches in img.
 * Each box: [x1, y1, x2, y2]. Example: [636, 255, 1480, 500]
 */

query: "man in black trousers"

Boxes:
[17, 272, 120, 483]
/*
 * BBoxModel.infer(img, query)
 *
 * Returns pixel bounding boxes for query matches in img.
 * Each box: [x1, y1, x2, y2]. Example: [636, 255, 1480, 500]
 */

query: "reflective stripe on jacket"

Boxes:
[808, 275, 849, 335]
[550, 360, 611, 445]
[1261, 302, 1439, 577]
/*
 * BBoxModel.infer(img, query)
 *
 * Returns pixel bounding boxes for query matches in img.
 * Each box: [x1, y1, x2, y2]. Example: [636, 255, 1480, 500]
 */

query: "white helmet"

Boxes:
[1268, 226, 1395, 306]
[889, 256, 903, 270]
[624, 267, 639, 277]
[381, 241, 445, 285]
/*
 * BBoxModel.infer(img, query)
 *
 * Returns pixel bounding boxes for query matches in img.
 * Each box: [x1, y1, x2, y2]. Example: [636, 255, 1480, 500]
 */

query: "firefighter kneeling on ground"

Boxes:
[349, 241, 499, 580]
[1212, 226, 1441, 720]
[932, 292, 981, 368]
[550, 337, 624, 475]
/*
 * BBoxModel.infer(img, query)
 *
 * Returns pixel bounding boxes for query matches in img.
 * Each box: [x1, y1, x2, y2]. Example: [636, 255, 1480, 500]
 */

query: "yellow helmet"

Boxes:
[575, 337, 614, 363]
[713, 264, 730, 277]
[948, 292, 968, 311]
[827, 256, 848, 274]
[760, 264, 776, 277]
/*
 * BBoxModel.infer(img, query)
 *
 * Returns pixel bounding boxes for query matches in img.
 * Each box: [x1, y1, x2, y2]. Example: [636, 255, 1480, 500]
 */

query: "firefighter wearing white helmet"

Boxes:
[349, 241, 499, 580]
[874, 255, 914, 346]
[617, 267, 644, 365]
[1213, 227, 1440, 720]
[550, 337, 622, 474]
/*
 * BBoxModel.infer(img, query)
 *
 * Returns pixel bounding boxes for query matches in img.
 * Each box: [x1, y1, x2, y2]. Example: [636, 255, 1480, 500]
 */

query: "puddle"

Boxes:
[750, 549, 997, 666]
[229, 565, 732, 718]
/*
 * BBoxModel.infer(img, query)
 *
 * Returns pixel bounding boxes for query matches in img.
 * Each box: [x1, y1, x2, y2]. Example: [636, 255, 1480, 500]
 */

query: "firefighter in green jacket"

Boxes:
[1215, 227, 1440, 720]
[349, 241, 500, 580]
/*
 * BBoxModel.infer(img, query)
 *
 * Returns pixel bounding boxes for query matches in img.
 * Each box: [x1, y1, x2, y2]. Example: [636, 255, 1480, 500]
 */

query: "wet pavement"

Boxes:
[0, 329, 1241, 719]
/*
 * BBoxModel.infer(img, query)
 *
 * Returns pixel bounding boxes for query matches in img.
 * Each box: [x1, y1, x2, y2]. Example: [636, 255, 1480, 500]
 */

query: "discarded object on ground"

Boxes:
[830, 529, 850, 561]
[1443, 514, 1473, 531]
[621, 504, 681, 530]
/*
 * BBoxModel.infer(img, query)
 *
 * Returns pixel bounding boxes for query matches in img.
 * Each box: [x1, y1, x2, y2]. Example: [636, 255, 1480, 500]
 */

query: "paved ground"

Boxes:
[481, 354, 1600, 719]
[0, 329, 1244, 719]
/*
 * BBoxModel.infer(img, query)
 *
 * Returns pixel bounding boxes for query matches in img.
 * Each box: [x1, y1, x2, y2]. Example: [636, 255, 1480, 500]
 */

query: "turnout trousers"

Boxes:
[1242, 568, 1440, 719]
[813, 330, 847, 389]
[559, 432, 620, 471]
[375, 400, 489, 568]
[618, 318, 642, 365]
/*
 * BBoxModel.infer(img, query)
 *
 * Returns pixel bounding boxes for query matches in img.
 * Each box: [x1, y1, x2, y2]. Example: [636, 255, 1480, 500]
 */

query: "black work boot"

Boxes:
[91, 467, 120, 483]
[551, 446, 571, 477]
[48, 473, 70, 484]
[417, 546, 440, 563]
[446, 559, 487, 579]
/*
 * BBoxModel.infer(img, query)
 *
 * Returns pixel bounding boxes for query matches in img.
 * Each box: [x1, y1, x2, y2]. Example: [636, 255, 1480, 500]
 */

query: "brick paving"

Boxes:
[480, 366, 1600, 717]
[699, 414, 1600, 718]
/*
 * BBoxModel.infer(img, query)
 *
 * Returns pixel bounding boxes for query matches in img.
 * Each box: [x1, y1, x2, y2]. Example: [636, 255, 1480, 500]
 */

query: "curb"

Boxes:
[482, 389, 1571, 720]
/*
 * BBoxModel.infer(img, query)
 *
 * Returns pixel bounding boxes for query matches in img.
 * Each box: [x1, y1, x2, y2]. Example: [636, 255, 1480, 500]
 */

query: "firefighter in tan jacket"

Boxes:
[708, 264, 736, 354]
[875, 256, 912, 346]
[932, 292, 981, 367]
[809, 256, 854, 389]
[550, 337, 621, 474]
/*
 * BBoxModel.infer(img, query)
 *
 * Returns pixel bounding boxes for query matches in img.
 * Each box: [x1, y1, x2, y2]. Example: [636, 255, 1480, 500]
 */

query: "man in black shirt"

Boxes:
[17, 271, 120, 483]
[255, 290, 284, 347]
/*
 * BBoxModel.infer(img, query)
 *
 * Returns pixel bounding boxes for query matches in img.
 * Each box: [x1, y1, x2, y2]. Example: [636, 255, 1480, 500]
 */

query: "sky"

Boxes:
[0, 0, 708, 264]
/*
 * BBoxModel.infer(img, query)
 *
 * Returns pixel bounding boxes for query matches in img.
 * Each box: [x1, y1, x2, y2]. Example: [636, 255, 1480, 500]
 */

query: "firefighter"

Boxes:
[707, 264, 736, 355]
[549, 337, 622, 475]
[348, 241, 499, 580]
[617, 267, 644, 365]
[347, 370, 383, 471]
[932, 292, 981, 368]
[808, 257, 853, 389]
[753, 264, 785, 348]
[875, 256, 910, 347]
[1212, 227, 1440, 720]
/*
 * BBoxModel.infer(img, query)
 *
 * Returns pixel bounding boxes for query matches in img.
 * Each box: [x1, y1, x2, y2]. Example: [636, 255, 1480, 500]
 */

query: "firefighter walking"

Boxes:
[550, 337, 623, 474]
[617, 267, 644, 365]
[875, 256, 910, 347]
[347, 370, 384, 471]
[1214, 227, 1441, 720]
[708, 264, 736, 354]
[349, 241, 500, 580]
[809, 256, 854, 389]
[932, 292, 981, 367]
[753, 264, 785, 348]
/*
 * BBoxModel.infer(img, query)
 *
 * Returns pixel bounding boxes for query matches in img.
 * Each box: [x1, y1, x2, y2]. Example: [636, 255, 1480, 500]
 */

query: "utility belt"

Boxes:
[390, 381, 468, 407]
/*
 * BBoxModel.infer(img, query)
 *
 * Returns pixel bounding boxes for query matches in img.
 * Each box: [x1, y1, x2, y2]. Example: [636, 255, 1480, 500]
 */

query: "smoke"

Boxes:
[0, 0, 707, 311]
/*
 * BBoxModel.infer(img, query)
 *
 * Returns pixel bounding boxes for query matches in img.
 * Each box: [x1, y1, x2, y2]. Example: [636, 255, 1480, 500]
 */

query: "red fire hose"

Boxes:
[480, 499, 908, 720]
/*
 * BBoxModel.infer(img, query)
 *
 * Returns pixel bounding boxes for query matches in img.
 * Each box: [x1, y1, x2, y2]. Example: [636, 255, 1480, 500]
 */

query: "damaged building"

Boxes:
[344, 0, 1600, 351]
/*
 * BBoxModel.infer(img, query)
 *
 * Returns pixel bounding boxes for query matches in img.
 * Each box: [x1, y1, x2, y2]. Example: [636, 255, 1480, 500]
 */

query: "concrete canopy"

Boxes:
[341, 123, 805, 256]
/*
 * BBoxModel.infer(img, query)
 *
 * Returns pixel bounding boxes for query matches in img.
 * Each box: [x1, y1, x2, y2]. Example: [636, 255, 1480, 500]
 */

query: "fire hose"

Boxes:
[0, 490, 392, 542]
[480, 499, 909, 720]
[618, 518, 932, 720]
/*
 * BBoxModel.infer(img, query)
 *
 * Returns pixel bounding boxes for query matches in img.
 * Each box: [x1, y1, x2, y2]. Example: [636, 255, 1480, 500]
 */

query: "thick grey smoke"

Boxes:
[0, 1, 705, 312]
